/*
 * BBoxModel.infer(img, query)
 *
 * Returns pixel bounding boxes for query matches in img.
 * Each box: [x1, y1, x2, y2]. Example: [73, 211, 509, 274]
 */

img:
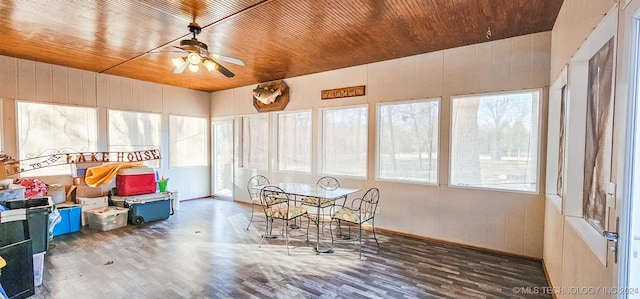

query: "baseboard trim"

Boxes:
[541, 259, 557, 299]
[375, 227, 542, 262]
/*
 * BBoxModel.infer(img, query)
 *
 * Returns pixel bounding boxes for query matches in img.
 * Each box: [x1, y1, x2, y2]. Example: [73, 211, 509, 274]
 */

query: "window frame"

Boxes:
[168, 114, 209, 168]
[240, 113, 270, 171]
[107, 109, 162, 169]
[561, 6, 618, 266]
[274, 109, 312, 174]
[318, 104, 369, 179]
[546, 67, 568, 212]
[448, 89, 542, 194]
[16, 100, 99, 176]
[375, 98, 441, 185]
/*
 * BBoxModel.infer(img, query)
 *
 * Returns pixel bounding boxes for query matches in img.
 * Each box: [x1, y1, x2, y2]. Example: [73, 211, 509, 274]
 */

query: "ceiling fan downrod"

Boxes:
[188, 22, 201, 39]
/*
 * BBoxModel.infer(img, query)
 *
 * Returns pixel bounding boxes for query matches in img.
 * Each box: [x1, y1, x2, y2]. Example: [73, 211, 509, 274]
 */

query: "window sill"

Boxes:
[545, 194, 562, 213]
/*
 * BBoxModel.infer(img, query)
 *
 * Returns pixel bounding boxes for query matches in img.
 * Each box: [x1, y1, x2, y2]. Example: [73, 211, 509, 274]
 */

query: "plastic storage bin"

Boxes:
[87, 207, 129, 231]
[76, 196, 108, 226]
[52, 206, 81, 236]
[115, 168, 156, 196]
[32, 252, 44, 286]
[0, 185, 26, 204]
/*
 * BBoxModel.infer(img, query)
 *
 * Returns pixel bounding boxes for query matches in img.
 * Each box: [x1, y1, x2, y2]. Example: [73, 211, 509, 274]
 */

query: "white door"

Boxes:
[620, 3, 640, 297]
[212, 118, 234, 198]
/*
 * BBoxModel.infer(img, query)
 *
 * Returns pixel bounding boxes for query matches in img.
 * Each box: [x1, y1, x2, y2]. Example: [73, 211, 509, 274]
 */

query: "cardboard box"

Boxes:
[74, 175, 105, 198]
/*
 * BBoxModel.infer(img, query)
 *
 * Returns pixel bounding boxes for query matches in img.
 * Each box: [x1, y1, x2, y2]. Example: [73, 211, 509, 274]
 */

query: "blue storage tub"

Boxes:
[52, 206, 81, 236]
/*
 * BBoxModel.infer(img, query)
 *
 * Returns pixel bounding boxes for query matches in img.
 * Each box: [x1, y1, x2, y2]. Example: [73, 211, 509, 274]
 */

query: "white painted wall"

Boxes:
[211, 32, 551, 258]
[0, 56, 211, 200]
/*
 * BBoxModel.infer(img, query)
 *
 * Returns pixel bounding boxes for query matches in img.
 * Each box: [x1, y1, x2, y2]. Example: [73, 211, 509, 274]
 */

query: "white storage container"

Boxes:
[86, 206, 129, 231]
[76, 196, 108, 226]
[33, 252, 45, 286]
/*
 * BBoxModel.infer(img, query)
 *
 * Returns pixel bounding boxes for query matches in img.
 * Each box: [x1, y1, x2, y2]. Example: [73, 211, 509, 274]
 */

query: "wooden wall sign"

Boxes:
[321, 85, 366, 100]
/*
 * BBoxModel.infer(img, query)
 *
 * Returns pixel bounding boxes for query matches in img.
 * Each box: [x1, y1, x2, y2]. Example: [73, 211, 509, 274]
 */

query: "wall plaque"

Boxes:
[321, 85, 365, 100]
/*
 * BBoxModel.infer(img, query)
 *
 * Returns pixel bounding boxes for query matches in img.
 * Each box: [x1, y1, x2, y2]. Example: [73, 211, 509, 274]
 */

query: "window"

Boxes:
[108, 110, 161, 168]
[169, 115, 208, 167]
[242, 114, 269, 170]
[377, 99, 439, 183]
[545, 68, 568, 210]
[17, 101, 98, 176]
[321, 106, 367, 177]
[277, 110, 311, 173]
[450, 90, 540, 192]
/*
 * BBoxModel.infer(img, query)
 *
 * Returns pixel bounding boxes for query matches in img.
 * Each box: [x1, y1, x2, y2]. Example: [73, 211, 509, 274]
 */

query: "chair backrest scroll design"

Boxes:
[247, 175, 270, 200]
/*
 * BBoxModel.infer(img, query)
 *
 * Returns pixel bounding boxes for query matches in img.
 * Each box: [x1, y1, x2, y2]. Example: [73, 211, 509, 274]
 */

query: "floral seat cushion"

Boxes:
[300, 197, 337, 208]
[265, 206, 307, 220]
[333, 208, 372, 224]
[255, 195, 287, 206]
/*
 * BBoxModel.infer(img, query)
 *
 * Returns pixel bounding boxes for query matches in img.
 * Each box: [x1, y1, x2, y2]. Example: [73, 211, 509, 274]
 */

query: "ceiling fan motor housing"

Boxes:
[180, 38, 208, 53]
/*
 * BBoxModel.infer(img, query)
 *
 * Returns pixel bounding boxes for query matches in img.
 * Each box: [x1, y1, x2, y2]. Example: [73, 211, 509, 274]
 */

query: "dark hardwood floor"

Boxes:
[33, 198, 550, 299]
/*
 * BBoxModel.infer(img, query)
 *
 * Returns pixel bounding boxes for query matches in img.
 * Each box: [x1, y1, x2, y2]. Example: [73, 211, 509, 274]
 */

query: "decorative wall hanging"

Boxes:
[321, 85, 365, 100]
[0, 150, 162, 176]
[252, 80, 289, 112]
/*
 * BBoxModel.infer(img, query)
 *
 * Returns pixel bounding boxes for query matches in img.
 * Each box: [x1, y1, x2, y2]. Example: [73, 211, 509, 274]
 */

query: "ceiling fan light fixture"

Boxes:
[203, 59, 216, 72]
[188, 63, 200, 73]
[187, 52, 202, 65]
[171, 57, 185, 67]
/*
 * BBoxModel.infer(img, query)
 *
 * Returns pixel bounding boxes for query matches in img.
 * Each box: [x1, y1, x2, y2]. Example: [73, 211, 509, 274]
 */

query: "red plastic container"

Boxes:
[115, 168, 156, 196]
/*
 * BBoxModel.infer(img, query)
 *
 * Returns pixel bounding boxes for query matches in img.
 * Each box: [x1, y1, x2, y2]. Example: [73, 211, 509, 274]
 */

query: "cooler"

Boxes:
[115, 168, 156, 196]
[111, 193, 171, 225]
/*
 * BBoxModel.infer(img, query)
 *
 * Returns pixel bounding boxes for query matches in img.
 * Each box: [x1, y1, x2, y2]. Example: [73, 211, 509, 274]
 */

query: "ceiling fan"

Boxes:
[172, 22, 244, 77]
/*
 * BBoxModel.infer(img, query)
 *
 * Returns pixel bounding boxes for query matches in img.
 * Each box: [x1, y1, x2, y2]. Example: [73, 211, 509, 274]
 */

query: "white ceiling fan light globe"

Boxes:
[187, 52, 202, 65]
[203, 59, 216, 72]
[188, 63, 200, 72]
[171, 57, 185, 67]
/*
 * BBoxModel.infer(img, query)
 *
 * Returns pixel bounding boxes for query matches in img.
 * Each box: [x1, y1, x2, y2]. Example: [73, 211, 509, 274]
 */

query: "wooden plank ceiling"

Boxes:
[0, 0, 563, 92]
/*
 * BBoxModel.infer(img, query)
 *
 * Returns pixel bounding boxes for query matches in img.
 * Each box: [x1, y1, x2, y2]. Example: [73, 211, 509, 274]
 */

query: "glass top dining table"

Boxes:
[273, 182, 360, 200]
[258, 182, 360, 254]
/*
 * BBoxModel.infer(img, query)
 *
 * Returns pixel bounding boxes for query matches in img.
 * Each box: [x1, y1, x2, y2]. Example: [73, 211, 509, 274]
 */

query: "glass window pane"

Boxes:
[213, 120, 234, 196]
[450, 91, 540, 192]
[169, 115, 208, 167]
[242, 114, 269, 170]
[322, 106, 367, 177]
[277, 111, 311, 173]
[377, 99, 439, 183]
[17, 102, 98, 176]
[108, 110, 161, 168]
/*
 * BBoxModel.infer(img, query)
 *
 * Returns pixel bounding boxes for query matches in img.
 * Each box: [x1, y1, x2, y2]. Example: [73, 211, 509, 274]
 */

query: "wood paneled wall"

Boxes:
[0, 56, 212, 200]
[211, 31, 552, 258]
[546, 0, 622, 297]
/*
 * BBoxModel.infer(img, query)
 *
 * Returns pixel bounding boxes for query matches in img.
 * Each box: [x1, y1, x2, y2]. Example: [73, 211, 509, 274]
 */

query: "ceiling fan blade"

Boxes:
[210, 53, 245, 66]
[172, 59, 189, 74]
[210, 59, 235, 77]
